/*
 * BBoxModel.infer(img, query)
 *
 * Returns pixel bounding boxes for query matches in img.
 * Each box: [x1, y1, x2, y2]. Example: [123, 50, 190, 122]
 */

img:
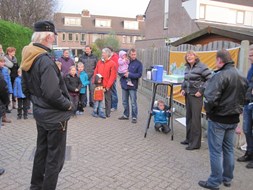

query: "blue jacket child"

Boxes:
[13, 76, 25, 98]
[152, 100, 171, 134]
[1, 66, 13, 94]
[79, 70, 90, 94]
[13, 69, 29, 119]
[77, 62, 90, 113]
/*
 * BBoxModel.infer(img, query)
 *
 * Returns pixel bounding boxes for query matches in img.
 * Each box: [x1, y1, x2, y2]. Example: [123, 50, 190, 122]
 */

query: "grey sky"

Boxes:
[57, 0, 150, 18]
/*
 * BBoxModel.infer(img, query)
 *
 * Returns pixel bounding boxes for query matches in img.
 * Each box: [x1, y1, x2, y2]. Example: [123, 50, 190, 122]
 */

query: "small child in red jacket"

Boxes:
[92, 74, 106, 119]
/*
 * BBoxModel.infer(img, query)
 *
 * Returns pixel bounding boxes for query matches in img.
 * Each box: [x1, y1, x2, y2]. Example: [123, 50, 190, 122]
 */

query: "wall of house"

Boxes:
[167, 0, 199, 38]
[137, 0, 199, 49]
[144, 0, 167, 40]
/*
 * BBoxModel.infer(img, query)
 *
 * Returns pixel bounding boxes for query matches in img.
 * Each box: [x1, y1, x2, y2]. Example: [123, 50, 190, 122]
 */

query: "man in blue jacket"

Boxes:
[118, 48, 142, 123]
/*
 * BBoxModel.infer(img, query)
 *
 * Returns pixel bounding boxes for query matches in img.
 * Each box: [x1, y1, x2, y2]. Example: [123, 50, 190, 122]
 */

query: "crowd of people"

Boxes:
[1, 20, 253, 190]
[0, 21, 143, 188]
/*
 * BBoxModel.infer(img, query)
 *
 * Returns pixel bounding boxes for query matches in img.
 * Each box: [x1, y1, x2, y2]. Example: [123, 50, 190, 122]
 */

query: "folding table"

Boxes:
[143, 78, 182, 140]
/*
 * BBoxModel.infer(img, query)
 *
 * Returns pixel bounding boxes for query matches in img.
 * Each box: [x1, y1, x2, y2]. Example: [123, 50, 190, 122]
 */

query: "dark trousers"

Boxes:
[84, 79, 94, 106]
[30, 121, 68, 190]
[78, 93, 86, 112]
[111, 80, 118, 109]
[70, 95, 79, 115]
[185, 94, 203, 149]
[154, 123, 171, 133]
[104, 89, 111, 117]
[17, 98, 29, 117]
[11, 77, 16, 102]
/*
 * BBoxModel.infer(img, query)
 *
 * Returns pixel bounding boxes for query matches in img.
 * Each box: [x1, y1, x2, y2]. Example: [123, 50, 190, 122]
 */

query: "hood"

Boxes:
[20, 43, 47, 71]
[94, 73, 103, 84]
[119, 50, 127, 59]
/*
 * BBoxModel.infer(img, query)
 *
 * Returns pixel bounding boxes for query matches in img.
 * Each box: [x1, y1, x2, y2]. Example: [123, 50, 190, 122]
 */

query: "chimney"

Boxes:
[136, 15, 144, 21]
[82, 10, 90, 17]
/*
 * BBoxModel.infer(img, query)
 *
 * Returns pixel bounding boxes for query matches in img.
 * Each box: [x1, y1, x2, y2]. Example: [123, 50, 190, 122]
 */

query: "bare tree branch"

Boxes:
[0, 0, 58, 28]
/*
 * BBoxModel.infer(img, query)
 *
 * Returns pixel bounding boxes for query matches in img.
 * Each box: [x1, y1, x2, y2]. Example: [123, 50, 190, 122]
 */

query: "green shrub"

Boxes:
[0, 19, 32, 64]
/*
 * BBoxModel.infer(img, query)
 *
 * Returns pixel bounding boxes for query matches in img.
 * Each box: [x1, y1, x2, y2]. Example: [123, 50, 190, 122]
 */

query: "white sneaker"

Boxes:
[127, 81, 134, 86]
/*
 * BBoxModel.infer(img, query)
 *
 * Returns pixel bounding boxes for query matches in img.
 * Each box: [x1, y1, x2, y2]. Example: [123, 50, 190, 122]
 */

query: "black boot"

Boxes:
[237, 151, 253, 162]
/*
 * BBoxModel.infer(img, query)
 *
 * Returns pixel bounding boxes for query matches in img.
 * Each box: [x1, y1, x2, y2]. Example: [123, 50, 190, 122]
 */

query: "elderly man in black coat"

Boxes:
[21, 21, 73, 190]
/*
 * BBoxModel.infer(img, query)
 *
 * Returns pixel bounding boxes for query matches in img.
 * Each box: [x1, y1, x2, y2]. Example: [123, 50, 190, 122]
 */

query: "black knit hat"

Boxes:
[34, 21, 57, 35]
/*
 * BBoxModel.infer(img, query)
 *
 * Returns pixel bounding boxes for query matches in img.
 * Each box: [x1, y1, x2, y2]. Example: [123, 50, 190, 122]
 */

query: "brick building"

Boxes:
[136, 0, 253, 48]
[54, 10, 145, 56]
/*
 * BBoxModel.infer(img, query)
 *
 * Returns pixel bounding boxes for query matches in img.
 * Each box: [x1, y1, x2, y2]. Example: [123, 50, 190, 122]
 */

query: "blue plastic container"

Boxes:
[154, 65, 164, 82]
[151, 69, 157, 81]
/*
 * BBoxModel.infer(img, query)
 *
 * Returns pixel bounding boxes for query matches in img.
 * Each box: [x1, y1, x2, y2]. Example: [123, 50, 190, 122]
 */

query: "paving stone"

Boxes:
[0, 84, 253, 190]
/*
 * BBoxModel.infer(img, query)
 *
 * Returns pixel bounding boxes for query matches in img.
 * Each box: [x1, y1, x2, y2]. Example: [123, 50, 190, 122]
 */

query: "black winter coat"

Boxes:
[0, 70, 10, 117]
[22, 43, 72, 124]
[181, 60, 212, 95]
[79, 53, 98, 79]
[204, 62, 248, 123]
[64, 74, 82, 95]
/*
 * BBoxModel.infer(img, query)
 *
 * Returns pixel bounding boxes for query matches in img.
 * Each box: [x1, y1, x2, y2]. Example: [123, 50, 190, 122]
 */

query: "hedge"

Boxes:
[0, 19, 32, 64]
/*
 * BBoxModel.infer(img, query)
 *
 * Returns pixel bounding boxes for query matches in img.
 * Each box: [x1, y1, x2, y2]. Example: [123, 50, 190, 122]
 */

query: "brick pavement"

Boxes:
[0, 89, 253, 190]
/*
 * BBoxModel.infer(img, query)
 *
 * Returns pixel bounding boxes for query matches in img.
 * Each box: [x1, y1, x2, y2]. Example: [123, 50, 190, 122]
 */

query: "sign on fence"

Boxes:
[169, 47, 240, 105]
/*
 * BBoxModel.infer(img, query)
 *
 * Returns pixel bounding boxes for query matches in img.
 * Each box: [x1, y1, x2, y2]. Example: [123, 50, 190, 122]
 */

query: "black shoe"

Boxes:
[89, 103, 94, 107]
[0, 168, 5, 175]
[162, 127, 171, 134]
[17, 116, 22, 120]
[198, 181, 219, 190]
[6, 109, 11, 113]
[118, 116, 129, 120]
[24, 116, 28, 120]
[186, 146, 200, 150]
[246, 161, 253, 169]
[180, 140, 189, 145]
[223, 182, 231, 187]
[132, 118, 137, 124]
[237, 152, 253, 162]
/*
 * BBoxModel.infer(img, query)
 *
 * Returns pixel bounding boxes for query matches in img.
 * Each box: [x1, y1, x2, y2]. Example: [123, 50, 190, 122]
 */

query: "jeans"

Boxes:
[93, 101, 104, 116]
[30, 121, 68, 190]
[111, 80, 118, 109]
[243, 105, 253, 153]
[207, 120, 237, 187]
[122, 89, 137, 118]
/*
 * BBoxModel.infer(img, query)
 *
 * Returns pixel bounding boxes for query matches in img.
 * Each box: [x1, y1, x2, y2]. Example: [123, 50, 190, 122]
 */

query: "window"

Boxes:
[237, 11, 244, 24]
[64, 17, 81, 26]
[126, 36, 130, 44]
[164, 0, 169, 28]
[68, 33, 73, 41]
[81, 33, 85, 41]
[124, 21, 139, 30]
[75, 33, 79, 41]
[199, 4, 206, 19]
[122, 35, 126, 43]
[95, 19, 111, 28]
[92, 34, 103, 43]
[62, 33, 66, 41]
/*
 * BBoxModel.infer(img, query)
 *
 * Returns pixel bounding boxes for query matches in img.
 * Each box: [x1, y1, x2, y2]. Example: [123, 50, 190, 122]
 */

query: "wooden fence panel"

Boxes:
[137, 40, 240, 100]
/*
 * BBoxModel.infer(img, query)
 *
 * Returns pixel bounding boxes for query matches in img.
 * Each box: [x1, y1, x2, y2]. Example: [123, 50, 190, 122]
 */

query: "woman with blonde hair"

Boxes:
[180, 50, 212, 150]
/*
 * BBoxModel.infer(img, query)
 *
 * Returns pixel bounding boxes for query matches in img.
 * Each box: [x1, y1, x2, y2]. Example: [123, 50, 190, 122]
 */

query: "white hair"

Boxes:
[102, 48, 112, 57]
[31, 32, 54, 43]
